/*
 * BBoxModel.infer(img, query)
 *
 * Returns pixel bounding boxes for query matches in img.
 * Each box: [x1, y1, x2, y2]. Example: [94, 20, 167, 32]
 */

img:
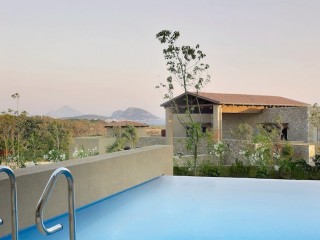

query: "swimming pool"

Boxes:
[2, 176, 320, 239]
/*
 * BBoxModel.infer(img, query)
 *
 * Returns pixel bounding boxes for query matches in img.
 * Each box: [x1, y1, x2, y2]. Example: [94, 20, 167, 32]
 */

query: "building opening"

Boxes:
[281, 123, 289, 141]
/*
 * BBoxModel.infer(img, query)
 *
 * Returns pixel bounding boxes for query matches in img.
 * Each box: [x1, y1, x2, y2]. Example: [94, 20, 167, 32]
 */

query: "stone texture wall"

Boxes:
[293, 144, 316, 165]
[170, 107, 311, 143]
[137, 136, 165, 147]
[173, 114, 213, 137]
[316, 143, 320, 155]
[173, 154, 213, 167]
[138, 137, 208, 155]
[223, 107, 310, 142]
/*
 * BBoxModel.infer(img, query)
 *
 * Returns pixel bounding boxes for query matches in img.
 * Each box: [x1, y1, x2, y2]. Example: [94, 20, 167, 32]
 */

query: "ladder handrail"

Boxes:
[0, 166, 19, 240]
[35, 167, 76, 240]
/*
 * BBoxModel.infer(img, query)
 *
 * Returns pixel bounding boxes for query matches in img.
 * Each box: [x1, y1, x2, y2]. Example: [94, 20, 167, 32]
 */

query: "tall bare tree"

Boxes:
[156, 30, 211, 174]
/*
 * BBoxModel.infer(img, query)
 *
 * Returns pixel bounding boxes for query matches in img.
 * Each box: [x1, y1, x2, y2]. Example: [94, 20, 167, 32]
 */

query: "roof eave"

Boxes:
[160, 91, 220, 107]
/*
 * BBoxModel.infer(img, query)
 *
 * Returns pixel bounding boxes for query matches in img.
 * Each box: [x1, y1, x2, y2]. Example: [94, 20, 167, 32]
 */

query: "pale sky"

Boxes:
[1, 0, 319, 118]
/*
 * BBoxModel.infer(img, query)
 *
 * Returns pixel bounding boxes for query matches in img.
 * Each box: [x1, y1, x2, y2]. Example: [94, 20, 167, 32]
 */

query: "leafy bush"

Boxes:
[230, 159, 249, 177]
[173, 166, 193, 176]
[106, 138, 126, 153]
[209, 141, 230, 165]
[0, 114, 71, 168]
[313, 155, 320, 167]
[280, 143, 294, 161]
[256, 166, 269, 178]
[277, 159, 312, 179]
[277, 159, 293, 179]
[198, 162, 220, 177]
[106, 125, 139, 153]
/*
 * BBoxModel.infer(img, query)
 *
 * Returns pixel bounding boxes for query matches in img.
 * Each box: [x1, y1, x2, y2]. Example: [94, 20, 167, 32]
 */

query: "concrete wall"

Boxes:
[70, 137, 116, 156]
[0, 145, 173, 237]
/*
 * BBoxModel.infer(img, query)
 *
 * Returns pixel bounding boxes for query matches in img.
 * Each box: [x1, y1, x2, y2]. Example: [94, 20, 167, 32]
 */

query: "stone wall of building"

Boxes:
[169, 107, 312, 143]
[222, 107, 310, 142]
[293, 144, 316, 165]
[137, 137, 208, 155]
[172, 114, 212, 137]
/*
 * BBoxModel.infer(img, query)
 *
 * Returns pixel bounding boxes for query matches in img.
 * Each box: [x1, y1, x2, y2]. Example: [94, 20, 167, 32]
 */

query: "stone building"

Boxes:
[161, 92, 317, 144]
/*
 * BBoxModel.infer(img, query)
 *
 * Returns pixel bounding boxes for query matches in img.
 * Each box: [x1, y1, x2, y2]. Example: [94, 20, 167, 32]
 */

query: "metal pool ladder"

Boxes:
[0, 166, 19, 240]
[35, 167, 76, 240]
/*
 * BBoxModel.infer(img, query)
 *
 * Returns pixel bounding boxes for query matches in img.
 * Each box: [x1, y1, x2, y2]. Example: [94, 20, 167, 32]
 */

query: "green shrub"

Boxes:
[291, 159, 312, 179]
[172, 158, 320, 180]
[277, 159, 294, 179]
[281, 143, 294, 161]
[106, 138, 126, 153]
[313, 155, 320, 167]
[230, 159, 249, 178]
[173, 166, 193, 176]
[277, 159, 312, 179]
[256, 166, 269, 178]
[198, 162, 220, 177]
[106, 125, 139, 153]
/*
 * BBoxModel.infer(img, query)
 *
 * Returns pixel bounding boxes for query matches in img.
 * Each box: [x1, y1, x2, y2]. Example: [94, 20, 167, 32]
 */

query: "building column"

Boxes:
[165, 107, 174, 145]
[212, 105, 222, 141]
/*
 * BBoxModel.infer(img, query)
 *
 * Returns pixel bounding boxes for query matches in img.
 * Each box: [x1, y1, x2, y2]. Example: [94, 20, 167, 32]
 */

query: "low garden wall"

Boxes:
[138, 137, 208, 155]
[0, 145, 173, 237]
[70, 136, 116, 157]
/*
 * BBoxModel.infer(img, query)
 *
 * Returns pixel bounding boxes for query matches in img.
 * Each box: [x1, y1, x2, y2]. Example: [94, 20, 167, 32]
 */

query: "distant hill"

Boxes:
[111, 107, 164, 125]
[111, 107, 160, 121]
[47, 106, 164, 125]
[62, 114, 111, 120]
[46, 106, 82, 118]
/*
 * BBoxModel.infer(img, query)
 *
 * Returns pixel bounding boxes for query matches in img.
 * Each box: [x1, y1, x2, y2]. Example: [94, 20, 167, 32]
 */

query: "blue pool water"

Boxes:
[2, 176, 320, 239]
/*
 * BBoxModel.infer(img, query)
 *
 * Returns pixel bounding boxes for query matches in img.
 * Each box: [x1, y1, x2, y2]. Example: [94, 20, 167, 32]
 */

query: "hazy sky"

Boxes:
[1, 0, 319, 118]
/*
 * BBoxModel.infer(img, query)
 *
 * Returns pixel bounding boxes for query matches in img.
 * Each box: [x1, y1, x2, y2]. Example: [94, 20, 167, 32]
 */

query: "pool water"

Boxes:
[2, 176, 320, 239]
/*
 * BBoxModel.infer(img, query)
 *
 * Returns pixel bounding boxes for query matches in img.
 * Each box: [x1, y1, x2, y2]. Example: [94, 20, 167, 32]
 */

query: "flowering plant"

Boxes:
[72, 147, 98, 158]
[210, 141, 229, 165]
[44, 149, 66, 162]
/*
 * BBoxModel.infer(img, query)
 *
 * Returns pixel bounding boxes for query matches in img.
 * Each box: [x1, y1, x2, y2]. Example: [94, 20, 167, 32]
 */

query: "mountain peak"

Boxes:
[46, 106, 82, 118]
[111, 107, 160, 121]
